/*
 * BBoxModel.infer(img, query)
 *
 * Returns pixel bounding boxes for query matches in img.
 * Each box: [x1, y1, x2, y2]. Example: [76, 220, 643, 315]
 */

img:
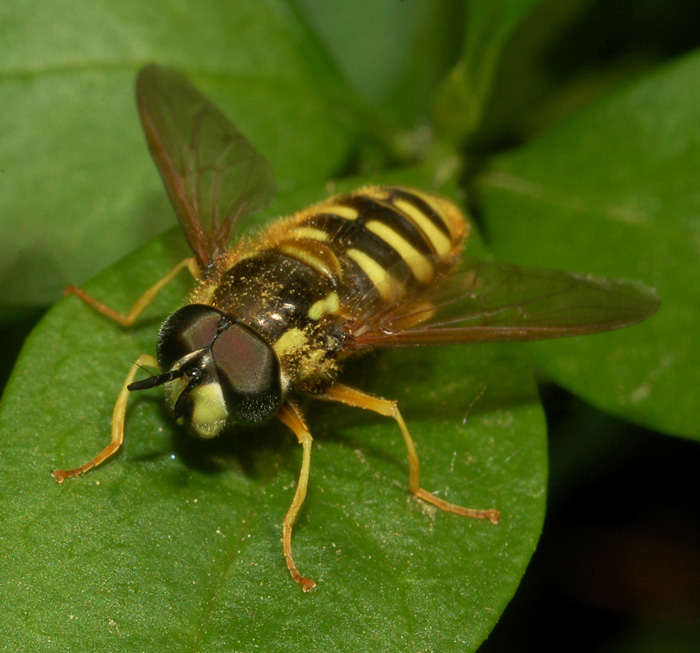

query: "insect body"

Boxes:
[53, 65, 659, 592]
[168, 185, 466, 437]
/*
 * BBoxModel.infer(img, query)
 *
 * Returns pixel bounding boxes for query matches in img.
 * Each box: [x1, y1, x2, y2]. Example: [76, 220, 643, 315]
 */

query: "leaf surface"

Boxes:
[0, 178, 546, 651]
[478, 52, 700, 439]
[0, 0, 357, 307]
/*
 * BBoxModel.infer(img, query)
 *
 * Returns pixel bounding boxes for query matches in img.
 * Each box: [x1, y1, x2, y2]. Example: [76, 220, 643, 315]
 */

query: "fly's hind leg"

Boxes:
[52, 354, 160, 482]
[276, 402, 317, 592]
[66, 257, 200, 326]
[321, 384, 500, 524]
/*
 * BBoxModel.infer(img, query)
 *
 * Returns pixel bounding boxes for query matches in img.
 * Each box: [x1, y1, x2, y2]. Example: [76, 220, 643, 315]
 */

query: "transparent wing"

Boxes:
[346, 257, 660, 350]
[136, 65, 276, 268]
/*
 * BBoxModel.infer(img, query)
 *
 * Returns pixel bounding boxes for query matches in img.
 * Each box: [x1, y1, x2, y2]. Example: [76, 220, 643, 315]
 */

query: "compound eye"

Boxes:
[211, 323, 282, 425]
[157, 304, 224, 371]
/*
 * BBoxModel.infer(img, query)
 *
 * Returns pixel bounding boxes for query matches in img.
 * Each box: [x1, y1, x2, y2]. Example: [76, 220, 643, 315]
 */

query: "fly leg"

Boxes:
[277, 402, 317, 592]
[66, 257, 200, 326]
[320, 383, 500, 524]
[53, 257, 200, 479]
[52, 354, 160, 482]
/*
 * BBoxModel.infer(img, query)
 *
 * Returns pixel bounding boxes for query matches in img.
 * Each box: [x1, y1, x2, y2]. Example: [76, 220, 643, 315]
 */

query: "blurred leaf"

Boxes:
[0, 175, 546, 651]
[477, 51, 700, 439]
[291, 0, 464, 125]
[433, 0, 546, 141]
[0, 0, 359, 308]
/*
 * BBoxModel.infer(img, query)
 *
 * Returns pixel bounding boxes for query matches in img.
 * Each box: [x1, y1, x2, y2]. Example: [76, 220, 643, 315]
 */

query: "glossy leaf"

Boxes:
[434, 0, 546, 140]
[0, 0, 358, 307]
[477, 51, 700, 439]
[291, 0, 464, 124]
[0, 179, 546, 651]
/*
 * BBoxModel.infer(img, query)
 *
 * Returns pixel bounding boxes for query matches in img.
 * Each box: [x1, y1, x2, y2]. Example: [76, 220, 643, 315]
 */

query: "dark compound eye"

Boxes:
[155, 304, 282, 427]
[211, 322, 282, 425]
[157, 304, 225, 371]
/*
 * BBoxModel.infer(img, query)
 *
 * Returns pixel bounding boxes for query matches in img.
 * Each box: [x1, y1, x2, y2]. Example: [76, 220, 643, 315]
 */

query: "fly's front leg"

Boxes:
[277, 402, 317, 592]
[66, 257, 200, 326]
[54, 257, 200, 480]
[321, 383, 500, 524]
[52, 354, 160, 482]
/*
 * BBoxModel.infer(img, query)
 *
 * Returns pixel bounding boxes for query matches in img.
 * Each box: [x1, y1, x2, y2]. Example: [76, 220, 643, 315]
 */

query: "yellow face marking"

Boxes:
[366, 220, 435, 284]
[190, 384, 228, 439]
[288, 226, 328, 241]
[273, 327, 308, 357]
[347, 248, 403, 302]
[393, 198, 452, 260]
[307, 292, 340, 321]
[323, 204, 359, 220]
[165, 376, 187, 409]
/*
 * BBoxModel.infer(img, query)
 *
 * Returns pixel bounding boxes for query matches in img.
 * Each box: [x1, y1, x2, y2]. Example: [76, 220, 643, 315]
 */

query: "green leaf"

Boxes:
[291, 0, 464, 125]
[433, 0, 546, 141]
[0, 178, 546, 651]
[477, 51, 700, 439]
[0, 0, 358, 308]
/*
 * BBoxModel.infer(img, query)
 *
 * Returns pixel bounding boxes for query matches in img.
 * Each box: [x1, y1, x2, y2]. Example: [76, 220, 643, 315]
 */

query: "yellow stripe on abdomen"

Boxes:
[392, 197, 452, 261]
[287, 226, 329, 241]
[308, 292, 340, 320]
[277, 240, 342, 282]
[347, 248, 403, 302]
[365, 220, 435, 284]
[322, 204, 359, 220]
[408, 189, 463, 241]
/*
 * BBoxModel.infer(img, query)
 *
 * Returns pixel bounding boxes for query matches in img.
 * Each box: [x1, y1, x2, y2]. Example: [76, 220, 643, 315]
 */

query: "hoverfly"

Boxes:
[53, 65, 659, 591]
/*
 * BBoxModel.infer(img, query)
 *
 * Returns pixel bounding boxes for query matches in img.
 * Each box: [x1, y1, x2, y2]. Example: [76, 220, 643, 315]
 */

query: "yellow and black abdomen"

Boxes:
[271, 186, 468, 319]
[191, 186, 467, 390]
